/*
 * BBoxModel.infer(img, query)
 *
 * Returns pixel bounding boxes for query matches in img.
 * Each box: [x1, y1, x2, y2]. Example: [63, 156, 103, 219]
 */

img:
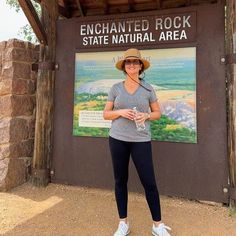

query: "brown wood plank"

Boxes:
[103, 0, 109, 14]
[58, 5, 71, 18]
[128, 0, 135, 11]
[65, 0, 219, 17]
[58, 0, 66, 6]
[162, 0, 187, 8]
[156, 0, 162, 9]
[18, 0, 47, 44]
[72, 0, 219, 17]
[135, 2, 162, 10]
[75, 0, 85, 16]
[226, 0, 236, 213]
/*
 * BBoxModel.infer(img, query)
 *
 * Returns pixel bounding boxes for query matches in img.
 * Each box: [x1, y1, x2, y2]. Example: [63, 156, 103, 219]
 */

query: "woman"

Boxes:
[103, 48, 171, 236]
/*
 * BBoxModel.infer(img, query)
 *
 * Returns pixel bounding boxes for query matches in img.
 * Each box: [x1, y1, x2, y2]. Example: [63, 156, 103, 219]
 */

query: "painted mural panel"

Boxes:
[73, 47, 196, 143]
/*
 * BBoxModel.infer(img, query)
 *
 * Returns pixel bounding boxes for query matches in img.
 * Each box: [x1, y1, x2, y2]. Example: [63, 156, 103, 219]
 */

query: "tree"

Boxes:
[6, 0, 41, 43]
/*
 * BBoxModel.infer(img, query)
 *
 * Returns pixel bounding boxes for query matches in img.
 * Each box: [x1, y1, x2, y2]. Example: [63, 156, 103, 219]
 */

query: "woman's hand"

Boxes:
[134, 112, 149, 123]
[118, 109, 135, 120]
[103, 102, 135, 121]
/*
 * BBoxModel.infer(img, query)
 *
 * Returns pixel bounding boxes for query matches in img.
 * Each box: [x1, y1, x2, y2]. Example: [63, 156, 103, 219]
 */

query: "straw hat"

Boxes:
[115, 48, 150, 71]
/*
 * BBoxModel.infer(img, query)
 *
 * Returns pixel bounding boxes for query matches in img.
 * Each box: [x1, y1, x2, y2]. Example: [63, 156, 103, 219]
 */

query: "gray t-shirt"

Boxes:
[107, 80, 157, 142]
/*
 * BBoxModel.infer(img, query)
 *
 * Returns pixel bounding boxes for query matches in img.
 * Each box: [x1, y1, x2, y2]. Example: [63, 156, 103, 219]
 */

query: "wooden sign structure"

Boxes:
[226, 0, 236, 214]
[18, 0, 236, 213]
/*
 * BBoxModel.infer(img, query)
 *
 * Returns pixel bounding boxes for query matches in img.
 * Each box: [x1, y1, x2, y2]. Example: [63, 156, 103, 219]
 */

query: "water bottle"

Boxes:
[133, 107, 146, 131]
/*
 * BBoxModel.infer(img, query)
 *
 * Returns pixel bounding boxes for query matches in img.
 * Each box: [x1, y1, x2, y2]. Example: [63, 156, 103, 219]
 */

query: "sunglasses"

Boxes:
[124, 59, 141, 65]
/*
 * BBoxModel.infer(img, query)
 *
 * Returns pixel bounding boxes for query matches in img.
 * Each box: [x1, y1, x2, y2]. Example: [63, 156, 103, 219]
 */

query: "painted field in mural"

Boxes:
[73, 47, 196, 143]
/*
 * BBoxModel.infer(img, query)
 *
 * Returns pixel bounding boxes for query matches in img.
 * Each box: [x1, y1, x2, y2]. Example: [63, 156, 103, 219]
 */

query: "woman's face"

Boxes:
[124, 59, 142, 75]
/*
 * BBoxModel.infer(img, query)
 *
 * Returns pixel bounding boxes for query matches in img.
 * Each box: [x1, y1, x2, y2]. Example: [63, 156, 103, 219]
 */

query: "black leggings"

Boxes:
[109, 136, 161, 221]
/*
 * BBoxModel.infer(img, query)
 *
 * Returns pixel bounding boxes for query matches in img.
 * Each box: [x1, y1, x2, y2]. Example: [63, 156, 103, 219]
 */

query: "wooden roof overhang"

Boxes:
[41, 0, 219, 18]
[37, 0, 219, 18]
[19, 0, 220, 44]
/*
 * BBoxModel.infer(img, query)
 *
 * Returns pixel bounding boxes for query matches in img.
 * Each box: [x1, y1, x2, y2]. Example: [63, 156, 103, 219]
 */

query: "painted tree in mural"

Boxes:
[6, 0, 40, 43]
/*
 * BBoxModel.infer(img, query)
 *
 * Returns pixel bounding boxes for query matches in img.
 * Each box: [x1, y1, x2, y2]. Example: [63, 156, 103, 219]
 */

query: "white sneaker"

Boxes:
[113, 221, 130, 236]
[152, 223, 171, 236]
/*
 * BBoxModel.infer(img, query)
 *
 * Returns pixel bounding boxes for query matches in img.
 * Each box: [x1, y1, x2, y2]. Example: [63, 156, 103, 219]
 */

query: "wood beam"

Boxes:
[30, 0, 70, 18]
[156, 0, 162, 9]
[103, 0, 109, 14]
[186, 0, 191, 6]
[77, 2, 161, 16]
[18, 0, 47, 44]
[226, 0, 236, 214]
[58, 5, 71, 18]
[75, 0, 85, 17]
[128, 0, 135, 12]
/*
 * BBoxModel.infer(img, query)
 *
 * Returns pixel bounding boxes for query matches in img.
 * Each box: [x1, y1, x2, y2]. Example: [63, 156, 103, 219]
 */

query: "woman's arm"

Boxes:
[103, 101, 134, 121]
[134, 101, 161, 123]
[148, 101, 161, 120]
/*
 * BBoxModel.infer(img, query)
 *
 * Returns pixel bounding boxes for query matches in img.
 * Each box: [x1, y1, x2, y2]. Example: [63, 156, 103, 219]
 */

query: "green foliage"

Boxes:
[73, 126, 110, 137]
[18, 24, 38, 43]
[75, 92, 107, 103]
[6, 0, 41, 43]
[6, 0, 21, 12]
[151, 115, 196, 143]
[6, 0, 41, 14]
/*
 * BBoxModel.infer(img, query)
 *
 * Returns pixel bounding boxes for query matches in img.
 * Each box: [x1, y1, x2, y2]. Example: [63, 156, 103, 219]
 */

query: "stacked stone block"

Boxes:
[0, 39, 38, 191]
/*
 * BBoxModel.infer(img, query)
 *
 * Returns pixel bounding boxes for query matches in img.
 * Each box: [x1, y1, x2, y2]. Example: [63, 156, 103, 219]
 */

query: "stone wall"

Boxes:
[0, 39, 38, 191]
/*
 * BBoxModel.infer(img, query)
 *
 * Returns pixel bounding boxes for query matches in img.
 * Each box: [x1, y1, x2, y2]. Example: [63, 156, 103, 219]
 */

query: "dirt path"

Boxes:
[0, 183, 236, 236]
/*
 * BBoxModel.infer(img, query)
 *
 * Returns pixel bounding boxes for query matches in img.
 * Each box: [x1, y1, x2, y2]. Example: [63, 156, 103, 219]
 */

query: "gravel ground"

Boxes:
[0, 182, 236, 236]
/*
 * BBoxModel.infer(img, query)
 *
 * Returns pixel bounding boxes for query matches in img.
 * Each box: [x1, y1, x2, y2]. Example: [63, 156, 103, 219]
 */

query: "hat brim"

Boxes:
[115, 57, 150, 71]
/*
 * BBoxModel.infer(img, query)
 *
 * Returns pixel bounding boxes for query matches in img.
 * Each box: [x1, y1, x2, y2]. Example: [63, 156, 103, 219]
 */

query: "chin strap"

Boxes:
[126, 73, 151, 92]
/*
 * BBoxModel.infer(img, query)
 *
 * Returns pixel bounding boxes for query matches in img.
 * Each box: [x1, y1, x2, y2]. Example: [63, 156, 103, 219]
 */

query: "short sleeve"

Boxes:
[149, 86, 158, 103]
[107, 84, 117, 102]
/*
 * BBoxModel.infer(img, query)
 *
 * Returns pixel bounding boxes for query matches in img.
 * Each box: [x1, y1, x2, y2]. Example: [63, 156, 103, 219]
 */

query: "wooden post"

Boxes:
[226, 0, 236, 214]
[31, 0, 58, 186]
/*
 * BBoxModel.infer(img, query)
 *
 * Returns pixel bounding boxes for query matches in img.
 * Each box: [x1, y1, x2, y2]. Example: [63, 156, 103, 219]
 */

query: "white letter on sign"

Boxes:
[173, 16, 181, 29]
[183, 15, 191, 28]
